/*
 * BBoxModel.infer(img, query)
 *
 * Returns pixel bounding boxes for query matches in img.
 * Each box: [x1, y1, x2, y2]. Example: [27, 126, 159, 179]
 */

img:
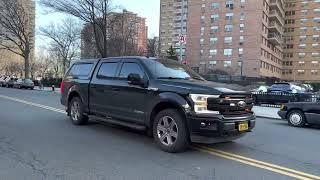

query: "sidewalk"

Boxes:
[34, 86, 60, 93]
[252, 106, 281, 120]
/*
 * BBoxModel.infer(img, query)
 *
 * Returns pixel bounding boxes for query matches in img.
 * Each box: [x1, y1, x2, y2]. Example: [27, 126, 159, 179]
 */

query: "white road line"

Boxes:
[0, 94, 66, 114]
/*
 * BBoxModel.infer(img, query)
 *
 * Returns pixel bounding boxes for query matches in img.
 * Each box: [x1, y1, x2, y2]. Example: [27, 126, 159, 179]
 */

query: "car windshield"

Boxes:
[25, 79, 33, 83]
[142, 59, 204, 81]
[271, 84, 290, 89]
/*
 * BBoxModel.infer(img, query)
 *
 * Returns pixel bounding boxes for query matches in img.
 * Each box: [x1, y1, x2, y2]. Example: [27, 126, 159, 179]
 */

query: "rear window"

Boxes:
[68, 63, 93, 77]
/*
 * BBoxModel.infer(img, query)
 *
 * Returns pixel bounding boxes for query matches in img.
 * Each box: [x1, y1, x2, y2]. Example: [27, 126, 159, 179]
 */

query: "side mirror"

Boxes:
[128, 73, 146, 87]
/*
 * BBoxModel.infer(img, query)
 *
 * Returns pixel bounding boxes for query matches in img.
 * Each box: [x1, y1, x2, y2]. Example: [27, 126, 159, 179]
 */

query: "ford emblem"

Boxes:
[238, 101, 246, 108]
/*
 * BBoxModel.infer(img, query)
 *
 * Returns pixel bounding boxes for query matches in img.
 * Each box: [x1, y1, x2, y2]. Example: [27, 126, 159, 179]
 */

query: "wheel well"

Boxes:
[149, 102, 186, 128]
[286, 108, 304, 119]
[68, 91, 80, 107]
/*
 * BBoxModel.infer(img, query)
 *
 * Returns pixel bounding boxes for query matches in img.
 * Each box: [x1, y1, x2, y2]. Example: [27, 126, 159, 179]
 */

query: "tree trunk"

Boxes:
[24, 52, 30, 79]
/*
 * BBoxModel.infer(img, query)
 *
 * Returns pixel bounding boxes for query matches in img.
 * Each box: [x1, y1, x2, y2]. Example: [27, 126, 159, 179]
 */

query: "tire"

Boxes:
[69, 97, 88, 125]
[287, 110, 306, 127]
[153, 109, 189, 153]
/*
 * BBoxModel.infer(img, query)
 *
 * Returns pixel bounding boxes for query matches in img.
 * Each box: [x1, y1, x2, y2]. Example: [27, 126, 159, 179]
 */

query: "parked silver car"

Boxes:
[13, 79, 34, 89]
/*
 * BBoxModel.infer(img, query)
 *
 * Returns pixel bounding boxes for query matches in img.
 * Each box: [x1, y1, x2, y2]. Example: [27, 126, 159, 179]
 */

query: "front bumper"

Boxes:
[277, 111, 287, 119]
[187, 113, 256, 144]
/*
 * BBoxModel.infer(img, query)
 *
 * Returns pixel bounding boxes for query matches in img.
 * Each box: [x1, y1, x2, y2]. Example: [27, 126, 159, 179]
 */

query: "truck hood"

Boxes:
[156, 79, 248, 95]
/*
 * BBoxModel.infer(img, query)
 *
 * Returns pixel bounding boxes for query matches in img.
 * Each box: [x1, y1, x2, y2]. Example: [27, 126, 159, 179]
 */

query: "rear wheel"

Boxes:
[153, 109, 189, 153]
[69, 97, 88, 125]
[287, 110, 306, 127]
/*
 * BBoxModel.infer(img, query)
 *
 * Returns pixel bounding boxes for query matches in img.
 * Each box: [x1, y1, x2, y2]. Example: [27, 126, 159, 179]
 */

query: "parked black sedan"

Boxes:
[278, 102, 320, 127]
[5, 78, 18, 88]
[13, 79, 34, 89]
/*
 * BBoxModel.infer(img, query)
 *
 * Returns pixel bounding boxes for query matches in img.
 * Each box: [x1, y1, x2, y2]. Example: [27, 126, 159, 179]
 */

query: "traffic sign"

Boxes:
[179, 35, 186, 44]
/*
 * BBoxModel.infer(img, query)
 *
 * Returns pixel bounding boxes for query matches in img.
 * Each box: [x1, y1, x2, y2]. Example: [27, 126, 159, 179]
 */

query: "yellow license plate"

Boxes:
[238, 122, 249, 131]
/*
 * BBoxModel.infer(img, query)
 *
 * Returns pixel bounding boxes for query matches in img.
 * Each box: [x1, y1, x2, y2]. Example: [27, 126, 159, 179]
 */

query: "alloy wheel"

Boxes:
[157, 116, 178, 146]
[289, 113, 302, 125]
[70, 101, 81, 122]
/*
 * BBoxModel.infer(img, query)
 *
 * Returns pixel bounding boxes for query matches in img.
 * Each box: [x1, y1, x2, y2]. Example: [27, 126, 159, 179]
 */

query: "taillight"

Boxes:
[60, 81, 65, 94]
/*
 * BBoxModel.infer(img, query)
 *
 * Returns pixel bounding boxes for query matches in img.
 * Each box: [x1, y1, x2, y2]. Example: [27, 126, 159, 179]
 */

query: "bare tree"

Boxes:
[39, 18, 81, 74]
[147, 38, 157, 57]
[40, 0, 114, 58]
[0, 0, 34, 78]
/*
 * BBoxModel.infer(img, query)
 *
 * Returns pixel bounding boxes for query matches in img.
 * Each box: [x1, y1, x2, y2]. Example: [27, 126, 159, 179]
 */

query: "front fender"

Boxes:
[145, 92, 192, 126]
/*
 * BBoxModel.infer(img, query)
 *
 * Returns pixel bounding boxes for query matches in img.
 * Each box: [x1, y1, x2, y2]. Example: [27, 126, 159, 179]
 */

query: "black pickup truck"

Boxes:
[60, 57, 255, 152]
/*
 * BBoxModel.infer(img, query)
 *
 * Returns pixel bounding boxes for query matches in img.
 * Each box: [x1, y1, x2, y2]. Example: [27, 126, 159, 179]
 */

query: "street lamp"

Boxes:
[238, 60, 243, 77]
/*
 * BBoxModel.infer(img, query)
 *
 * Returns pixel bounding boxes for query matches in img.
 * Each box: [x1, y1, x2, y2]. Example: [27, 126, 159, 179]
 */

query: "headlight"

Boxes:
[189, 94, 220, 114]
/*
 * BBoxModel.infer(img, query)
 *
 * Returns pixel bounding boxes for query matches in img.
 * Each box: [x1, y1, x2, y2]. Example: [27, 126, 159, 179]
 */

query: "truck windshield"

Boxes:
[143, 59, 204, 81]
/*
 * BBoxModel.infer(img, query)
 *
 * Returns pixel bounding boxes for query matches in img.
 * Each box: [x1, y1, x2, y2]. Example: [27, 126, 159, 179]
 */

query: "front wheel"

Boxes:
[69, 97, 88, 125]
[287, 110, 306, 127]
[153, 109, 189, 153]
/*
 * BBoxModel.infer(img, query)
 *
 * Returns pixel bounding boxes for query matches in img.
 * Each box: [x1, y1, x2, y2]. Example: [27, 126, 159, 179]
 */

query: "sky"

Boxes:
[36, 0, 160, 49]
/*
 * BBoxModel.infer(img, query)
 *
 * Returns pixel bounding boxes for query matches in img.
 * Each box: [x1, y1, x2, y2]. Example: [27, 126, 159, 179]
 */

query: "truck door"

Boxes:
[89, 59, 120, 117]
[110, 59, 149, 123]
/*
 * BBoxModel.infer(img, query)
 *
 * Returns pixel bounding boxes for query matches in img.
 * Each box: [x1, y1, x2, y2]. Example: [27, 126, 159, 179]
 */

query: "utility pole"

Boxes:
[180, 0, 185, 62]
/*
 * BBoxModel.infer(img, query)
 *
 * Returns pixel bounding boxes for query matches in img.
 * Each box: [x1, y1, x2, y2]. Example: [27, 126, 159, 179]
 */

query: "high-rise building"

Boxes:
[159, 0, 188, 59]
[160, 0, 320, 82]
[81, 10, 148, 59]
[186, 0, 283, 79]
[282, 0, 320, 82]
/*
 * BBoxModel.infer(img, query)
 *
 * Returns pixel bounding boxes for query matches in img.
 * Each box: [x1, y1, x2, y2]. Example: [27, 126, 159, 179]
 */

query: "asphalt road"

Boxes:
[0, 87, 319, 180]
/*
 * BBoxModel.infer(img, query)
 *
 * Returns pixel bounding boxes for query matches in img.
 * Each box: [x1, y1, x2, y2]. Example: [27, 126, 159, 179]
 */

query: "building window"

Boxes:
[224, 61, 232, 67]
[312, 43, 319, 48]
[212, 2, 220, 9]
[301, 2, 308, 8]
[240, 0, 245, 8]
[312, 52, 320, 57]
[201, 16, 205, 24]
[210, 26, 219, 33]
[311, 70, 318, 75]
[239, 36, 244, 44]
[240, 12, 245, 20]
[301, 10, 308, 16]
[200, 27, 205, 36]
[299, 44, 306, 49]
[224, 37, 232, 44]
[240, 24, 245, 32]
[209, 49, 217, 57]
[211, 14, 219, 23]
[313, 17, 320, 23]
[210, 37, 218, 44]
[200, 38, 204, 45]
[224, 24, 233, 32]
[209, 61, 217, 68]
[298, 53, 306, 58]
[297, 70, 305, 75]
[225, 0, 234, 10]
[225, 13, 234, 20]
[200, 50, 204, 56]
[239, 48, 243, 57]
[313, 35, 320, 41]
[224, 49, 232, 57]
[298, 61, 305, 66]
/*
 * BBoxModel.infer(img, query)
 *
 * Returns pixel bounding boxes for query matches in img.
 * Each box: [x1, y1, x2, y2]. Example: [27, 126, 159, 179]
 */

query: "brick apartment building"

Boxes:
[81, 10, 148, 59]
[160, 0, 320, 82]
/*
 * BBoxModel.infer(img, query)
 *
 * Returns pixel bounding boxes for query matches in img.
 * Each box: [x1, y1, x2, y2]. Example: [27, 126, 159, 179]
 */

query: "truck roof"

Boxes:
[74, 56, 157, 64]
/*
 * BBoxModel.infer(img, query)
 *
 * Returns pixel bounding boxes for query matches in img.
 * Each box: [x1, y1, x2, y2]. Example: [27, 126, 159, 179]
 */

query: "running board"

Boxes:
[88, 115, 146, 131]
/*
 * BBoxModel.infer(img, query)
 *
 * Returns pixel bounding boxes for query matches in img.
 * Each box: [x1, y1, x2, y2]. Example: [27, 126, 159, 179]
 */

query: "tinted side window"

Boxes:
[97, 62, 119, 78]
[119, 63, 144, 79]
[68, 63, 93, 77]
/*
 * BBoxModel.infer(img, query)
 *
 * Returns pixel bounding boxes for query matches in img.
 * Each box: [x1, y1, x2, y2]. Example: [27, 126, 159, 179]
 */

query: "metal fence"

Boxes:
[252, 92, 320, 105]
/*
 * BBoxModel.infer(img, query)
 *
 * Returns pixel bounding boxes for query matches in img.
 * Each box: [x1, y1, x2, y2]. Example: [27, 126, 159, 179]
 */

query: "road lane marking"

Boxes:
[1, 94, 319, 179]
[194, 145, 320, 180]
[193, 145, 320, 180]
[0, 95, 66, 114]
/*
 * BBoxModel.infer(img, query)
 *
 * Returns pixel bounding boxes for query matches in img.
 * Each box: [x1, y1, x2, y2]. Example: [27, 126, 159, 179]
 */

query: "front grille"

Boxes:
[207, 94, 254, 116]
